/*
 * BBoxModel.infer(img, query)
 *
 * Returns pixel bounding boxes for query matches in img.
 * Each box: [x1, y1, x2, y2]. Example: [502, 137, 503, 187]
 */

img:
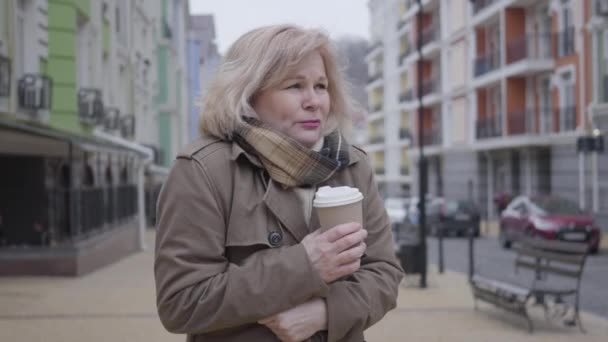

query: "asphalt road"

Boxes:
[424, 235, 608, 319]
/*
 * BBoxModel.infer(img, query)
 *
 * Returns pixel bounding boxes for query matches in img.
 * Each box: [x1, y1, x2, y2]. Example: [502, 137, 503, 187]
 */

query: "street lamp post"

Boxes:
[416, 0, 428, 289]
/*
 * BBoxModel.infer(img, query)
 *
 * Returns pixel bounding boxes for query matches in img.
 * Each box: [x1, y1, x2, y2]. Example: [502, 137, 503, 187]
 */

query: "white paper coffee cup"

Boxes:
[313, 186, 364, 232]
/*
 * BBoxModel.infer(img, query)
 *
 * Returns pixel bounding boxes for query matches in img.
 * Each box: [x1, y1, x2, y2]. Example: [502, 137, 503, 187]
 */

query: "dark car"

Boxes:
[499, 195, 602, 254]
[427, 198, 481, 237]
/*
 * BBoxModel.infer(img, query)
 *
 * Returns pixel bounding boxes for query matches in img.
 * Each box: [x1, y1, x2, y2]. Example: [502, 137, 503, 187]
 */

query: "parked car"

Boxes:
[499, 195, 601, 254]
[427, 198, 481, 237]
[384, 197, 409, 224]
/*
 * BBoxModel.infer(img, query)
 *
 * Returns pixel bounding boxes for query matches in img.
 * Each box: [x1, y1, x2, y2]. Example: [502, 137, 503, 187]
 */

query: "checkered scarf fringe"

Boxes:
[233, 116, 350, 188]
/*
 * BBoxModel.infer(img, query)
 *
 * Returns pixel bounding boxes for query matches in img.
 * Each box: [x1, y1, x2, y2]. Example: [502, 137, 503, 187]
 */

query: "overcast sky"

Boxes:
[189, 0, 370, 54]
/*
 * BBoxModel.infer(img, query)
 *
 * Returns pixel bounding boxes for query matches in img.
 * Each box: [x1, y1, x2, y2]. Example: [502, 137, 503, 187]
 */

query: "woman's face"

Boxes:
[252, 51, 330, 148]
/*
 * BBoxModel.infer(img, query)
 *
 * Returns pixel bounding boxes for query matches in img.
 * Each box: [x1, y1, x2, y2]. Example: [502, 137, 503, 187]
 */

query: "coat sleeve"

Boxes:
[154, 157, 329, 335]
[325, 154, 405, 341]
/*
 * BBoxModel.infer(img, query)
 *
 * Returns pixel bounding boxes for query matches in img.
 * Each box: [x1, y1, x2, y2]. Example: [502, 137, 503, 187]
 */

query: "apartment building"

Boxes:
[366, 0, 607, 221]
[0, 0, 193, 275]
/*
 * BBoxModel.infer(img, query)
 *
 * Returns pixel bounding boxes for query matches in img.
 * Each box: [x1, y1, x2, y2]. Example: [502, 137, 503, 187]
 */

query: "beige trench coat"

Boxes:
[154, 136, 404, 342]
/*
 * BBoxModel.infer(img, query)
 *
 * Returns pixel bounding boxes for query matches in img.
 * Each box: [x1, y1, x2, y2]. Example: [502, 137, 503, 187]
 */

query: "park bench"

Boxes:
[469, 237, 589, 333]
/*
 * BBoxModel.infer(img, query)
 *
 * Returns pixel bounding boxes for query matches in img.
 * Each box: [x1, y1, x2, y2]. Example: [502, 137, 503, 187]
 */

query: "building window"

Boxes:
[557, 69, 576, 132]
[558, 0, 575, 57]
[601, 31, 608, 103]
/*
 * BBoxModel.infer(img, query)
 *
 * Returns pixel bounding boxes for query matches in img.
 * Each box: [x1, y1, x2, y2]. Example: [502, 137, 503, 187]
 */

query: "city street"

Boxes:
[426, 235, 608, 319]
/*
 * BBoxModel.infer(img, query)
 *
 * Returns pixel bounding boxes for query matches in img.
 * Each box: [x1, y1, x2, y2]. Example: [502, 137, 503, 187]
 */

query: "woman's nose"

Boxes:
[302, 87, 320, 111]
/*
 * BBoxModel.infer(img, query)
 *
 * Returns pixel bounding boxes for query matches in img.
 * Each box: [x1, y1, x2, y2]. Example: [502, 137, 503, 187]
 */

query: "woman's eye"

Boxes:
[287, 83, 301, 89]
[316, 83, 328, 90]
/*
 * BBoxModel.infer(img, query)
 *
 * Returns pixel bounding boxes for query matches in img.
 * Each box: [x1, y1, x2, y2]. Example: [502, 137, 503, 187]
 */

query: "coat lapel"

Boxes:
[263, 180, 309, 242]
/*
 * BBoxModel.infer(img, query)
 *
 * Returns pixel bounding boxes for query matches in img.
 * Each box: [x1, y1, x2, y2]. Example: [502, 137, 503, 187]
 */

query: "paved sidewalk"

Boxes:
[0, 229, 606, 342]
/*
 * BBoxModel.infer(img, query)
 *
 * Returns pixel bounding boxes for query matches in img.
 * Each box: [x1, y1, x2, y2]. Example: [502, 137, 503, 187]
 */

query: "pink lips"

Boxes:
[299, 120, 320, 129]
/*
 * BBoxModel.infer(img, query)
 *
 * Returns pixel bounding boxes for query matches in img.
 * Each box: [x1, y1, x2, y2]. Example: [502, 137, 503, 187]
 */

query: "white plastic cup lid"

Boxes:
[313, 186, 363, 208]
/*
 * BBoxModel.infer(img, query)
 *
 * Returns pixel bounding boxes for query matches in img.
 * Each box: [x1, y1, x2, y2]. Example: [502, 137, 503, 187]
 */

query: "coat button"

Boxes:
[268, 231, 283, 247]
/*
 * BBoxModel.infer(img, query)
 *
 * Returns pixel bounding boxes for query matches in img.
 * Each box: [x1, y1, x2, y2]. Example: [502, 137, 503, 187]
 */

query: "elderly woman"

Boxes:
[154, 24, 404, 342]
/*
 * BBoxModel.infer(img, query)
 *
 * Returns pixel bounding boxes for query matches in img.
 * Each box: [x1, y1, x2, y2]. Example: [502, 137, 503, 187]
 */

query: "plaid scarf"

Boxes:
[233, 117, 350, 188]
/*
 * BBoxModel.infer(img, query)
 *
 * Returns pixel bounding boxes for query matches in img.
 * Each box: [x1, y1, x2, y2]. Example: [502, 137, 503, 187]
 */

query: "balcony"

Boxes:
[474, 49, 500, 77]
[367, 40, 383, 56]
[368, 70, 383, 84]
[507, 109, 536, 136]
[399, 89, 415, 103]
[399, 43, 414, 66]
[421, 77, 439, 97]
[556, 106, 577, 132]
[421, 128, 442, 146]
[400, 128, 413, 140]
[472, 0, 499, 15]
[18, 74, 52, 111]
[369, 134, 385, 145]
[0, 55, 11, 97]
[418, 24, 438, 47]
[555, 27, 575, 58]
[506, 33, 553, 64]
[370, 102, 383, 113]
[78, 88, 104, 125]
[476, 115, 503, 139]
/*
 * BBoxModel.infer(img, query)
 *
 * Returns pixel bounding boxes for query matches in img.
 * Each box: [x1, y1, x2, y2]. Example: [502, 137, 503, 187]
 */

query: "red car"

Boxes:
[499, 195, 601, 254]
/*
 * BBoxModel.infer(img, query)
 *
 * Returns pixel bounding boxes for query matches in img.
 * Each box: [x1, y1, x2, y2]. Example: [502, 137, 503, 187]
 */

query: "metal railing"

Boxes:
[508, 109, 537, 136]
[369, 134, 385, 144]
[476, 115, 503, 139]
[399, 89, 415, 103]
[472, 0, 498, 15]
[0, 55, 10, 97]
[48, 185, 138, 244]
[556, 106, 577, 132]
[368, 70, 383, 84]
[421, 77, 438, 97]
[506, 33, 553, 64]
[555, 27, 575, 58]
[418, 24, 438, 47]
[474, 49, 500, 77]
[421, 128, 442, 146]
[400, 128, 413, 140]
[370, 102, 383, 113]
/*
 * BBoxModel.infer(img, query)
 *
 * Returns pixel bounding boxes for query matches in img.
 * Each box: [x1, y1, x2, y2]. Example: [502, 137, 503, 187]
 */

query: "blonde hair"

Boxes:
[199, 24, 357, 140]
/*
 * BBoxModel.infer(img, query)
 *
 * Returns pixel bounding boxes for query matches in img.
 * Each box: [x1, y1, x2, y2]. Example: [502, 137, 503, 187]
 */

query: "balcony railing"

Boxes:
[418, 25, 438, 47]
[476, 115, 503, 139]
[0, 55, 11, 97]
[556, 106, 577, 132]
[508, 109, 537, 136]
[421, 128, 442, 146]
[472, 0, 498, 15]
[399, 43, 413, 65]
[368, 70, 383, 84]
[370, 102, 383, 113]
[506, 33, 553, 64]
[555, 27, 575, 58]
[369, 134, 385, 144]
[474, 49, 500, 77]
[18, 74, 52, 110]
[78, 88, 104, 125]
[399, 89, 415, 103]
[367, 40, 383, 55]
[421, 77, 439, 96]
[375, 167, 386, 175]
[400, 128, 412, 140]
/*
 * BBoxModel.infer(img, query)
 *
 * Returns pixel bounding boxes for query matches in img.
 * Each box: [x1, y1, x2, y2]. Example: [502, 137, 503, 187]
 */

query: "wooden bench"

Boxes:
[470, 238, 589, 333]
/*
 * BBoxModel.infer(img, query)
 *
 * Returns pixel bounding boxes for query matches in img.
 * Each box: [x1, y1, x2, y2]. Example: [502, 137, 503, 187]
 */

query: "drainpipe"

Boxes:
[579, 152, 586, 210]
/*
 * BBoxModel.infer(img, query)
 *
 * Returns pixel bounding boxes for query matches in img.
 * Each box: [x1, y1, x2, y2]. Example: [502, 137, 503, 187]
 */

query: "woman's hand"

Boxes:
[259, 298, 327, 342]
[301, 222, 367, 283]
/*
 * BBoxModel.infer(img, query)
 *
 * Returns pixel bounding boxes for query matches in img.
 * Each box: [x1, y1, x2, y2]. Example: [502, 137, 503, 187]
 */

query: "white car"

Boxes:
[385, 197, 409, 224]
